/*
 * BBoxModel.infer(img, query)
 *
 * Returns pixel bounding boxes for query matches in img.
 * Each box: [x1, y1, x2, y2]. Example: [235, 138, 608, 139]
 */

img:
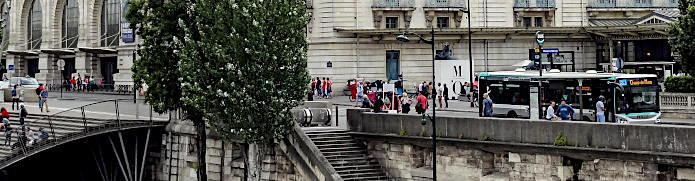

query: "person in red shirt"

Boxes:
[0, 107, 9, 119]
[416, 92, 428, 114]
[70, 77, 76, 90]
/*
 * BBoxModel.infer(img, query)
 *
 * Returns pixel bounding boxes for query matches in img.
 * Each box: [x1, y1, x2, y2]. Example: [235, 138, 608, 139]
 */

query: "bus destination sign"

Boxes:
[621, 79, 654, 86]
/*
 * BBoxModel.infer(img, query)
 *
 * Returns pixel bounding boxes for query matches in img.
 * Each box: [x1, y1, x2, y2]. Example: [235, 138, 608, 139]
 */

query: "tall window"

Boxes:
[534, 17, 543, 27]
[386, 50, 400, 81]
[101, 0, 120, 47]
[1, 2, 9, 50]
[437, 17, 449, 28]
[385, 17, 398, 29]
[523, 17, 531, 28]
[62, 0, 79, 48]
[27, 0, 42, 50]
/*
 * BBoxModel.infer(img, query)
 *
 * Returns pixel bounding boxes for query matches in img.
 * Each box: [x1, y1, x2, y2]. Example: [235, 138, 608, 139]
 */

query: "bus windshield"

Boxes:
[626, 86, 659, 112]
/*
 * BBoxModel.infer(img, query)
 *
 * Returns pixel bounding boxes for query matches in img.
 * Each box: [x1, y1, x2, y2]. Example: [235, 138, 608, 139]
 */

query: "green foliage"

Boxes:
[670, 0, 695, 75]
[419, 131, 425, 137]
[127, 0, 309, 145]
[554, 133, 567, 146]
[479, 134, 492, 141]
[436, 132, 442, 138]
[665, 75, 695, 93]
[458, 134, 463, 139]
[399, 129, 407, 136]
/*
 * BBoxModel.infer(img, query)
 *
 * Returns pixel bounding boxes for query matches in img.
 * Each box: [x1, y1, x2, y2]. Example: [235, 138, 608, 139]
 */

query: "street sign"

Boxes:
[383, 84, 395, 92]
[326, 61, 332, 68]
[8, 65, 13, 71]
[542, 48, 559, 53]
[536, 31, 545, 45]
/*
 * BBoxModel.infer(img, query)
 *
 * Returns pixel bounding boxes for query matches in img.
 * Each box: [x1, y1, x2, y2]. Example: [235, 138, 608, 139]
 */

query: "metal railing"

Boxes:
[660, 92, 695, 110]
[514, 0, 556, 8]
[424, 0, 467, 8]
[46, 83, 135, 95]
[0, 99, 171, 169]
[587, 0, 678, 8]
[372, 0, 415, 8]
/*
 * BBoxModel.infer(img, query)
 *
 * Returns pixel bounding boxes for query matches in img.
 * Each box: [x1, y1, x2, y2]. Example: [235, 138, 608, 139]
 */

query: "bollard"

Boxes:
[335, 106, 339, 127]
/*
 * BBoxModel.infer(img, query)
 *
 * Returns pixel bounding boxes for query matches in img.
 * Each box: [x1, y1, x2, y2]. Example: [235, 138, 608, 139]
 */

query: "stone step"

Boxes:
[315, 142, 358, 148]
[342, 175, 388, 181]
[305, 132, 349, 136]
[333, 164, 381, 170]
[317, 146, 361, 151]
[336, 168, 384, 175]
[324, 154, 370, 159]
[311, 139, 354, 144]
[307, 135, 352, 140]
[326, 156, 371, 162]
[321, 150, 365, 156]
[330, 159, 380, 167]
[340, 172, 387, 179]
[302, 129, 348, 134]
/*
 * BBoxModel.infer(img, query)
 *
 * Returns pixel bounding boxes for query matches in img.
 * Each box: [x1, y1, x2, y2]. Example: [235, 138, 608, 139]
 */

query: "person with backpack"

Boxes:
[40, 88, 49, 112]
[316, 77, 322, 98]
[11, 85, 19, 110]
[415, 92, 428, 114]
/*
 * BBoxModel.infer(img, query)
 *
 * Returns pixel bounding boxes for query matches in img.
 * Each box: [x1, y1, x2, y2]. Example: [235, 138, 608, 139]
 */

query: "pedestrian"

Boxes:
[596, 96, 606, 123]
[546, 101, 558, 120]
[557, 100, 574, 120]
[0, 118, 9, 131]
[482, 93, 493, 117]
[464, 82, 471, 101]
[400, 93, 411, 114]
[39, 128, 49, 140]
[19, 103, 27, 127]
[373, 96, 384, 113]
[415, 92, 428, 114]
[321, 78, 327, 98]
[311, 78, 316, 96]
[11, 85, 19, 110]
[428, 82, 434, 99]
[83, 76, 89, 91]
[326, 78, 332, 98]
[443, 84, 449, 108]
[70, 76, 76, 91]
[395, 77, 403, 95]
[27, 127, 36, 145]
[77, 74, 82, 91]
[1, 74, 7, 81]
[376, 80, 383, 92]
[361, 94, 372, 109]
[40, 88, 49, 112]
[418, 81, 424, 94]
[437, 83, 444, 109]
[316, 77, 323, 98]
[11, 132, 27, 150]
[348, 79, 357, 102]
[36, 83, 44, 109]
[0, 107, 9, 119]
[355, 82, 364, 107]
[307, 89, 314, 101]
[4, 126, 12, 146]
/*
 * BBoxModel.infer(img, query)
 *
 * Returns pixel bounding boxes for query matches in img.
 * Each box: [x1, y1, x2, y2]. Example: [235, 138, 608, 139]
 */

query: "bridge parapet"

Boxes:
[347, 108, 695, 158]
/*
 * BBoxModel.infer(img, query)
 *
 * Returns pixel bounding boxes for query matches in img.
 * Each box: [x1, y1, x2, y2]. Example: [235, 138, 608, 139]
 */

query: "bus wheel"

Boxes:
[507, 111, 518, 118]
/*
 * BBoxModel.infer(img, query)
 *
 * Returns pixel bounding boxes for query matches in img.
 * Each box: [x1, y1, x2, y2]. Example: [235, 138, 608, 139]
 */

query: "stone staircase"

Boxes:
[303, 128, 389, 181]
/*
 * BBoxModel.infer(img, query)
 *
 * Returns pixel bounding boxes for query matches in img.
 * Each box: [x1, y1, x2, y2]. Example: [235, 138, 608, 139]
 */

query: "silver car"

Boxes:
[8, 77, 40, 89]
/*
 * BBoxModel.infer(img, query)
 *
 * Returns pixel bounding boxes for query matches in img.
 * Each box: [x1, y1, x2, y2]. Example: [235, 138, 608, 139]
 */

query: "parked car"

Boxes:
[8, 77, 39, 89]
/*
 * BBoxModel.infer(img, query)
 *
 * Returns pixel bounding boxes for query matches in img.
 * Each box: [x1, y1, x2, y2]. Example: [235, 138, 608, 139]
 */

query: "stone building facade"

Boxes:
[0, 0, 139, 86]
[306, 0, 678, 91]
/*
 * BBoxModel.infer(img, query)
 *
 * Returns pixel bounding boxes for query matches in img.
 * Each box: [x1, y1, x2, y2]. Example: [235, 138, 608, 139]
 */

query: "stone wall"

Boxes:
[362, 139, 682, 181]
[155, 120, 307, 181]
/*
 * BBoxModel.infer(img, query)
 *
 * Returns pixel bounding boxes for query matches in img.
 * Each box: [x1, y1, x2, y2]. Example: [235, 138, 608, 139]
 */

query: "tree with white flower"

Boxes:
[127, 0, 309, 180]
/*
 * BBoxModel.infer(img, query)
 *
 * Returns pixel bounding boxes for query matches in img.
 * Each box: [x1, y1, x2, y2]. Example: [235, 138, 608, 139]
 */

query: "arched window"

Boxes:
[27, 0, 41, 50]
[1, 2, 10, 50]
[100, 0, 120, 47]
[62, 0, 78, 48]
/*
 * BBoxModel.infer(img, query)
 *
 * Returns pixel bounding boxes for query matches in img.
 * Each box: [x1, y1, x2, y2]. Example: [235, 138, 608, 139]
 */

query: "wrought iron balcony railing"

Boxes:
[424, 0, 467, 8]
[514, 0, 556, 8]
[372, 0, 416, 8]
[587, 0, 678, 8]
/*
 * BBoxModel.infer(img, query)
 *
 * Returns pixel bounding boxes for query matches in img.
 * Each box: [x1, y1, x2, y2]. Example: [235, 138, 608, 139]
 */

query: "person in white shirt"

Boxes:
[437, 83, 444, 109]
[546, 101, 557, 120]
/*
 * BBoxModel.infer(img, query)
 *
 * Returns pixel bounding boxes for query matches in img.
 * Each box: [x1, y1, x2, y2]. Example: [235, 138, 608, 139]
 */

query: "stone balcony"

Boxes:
[514, 0, 556, 8]
[424, 0, 467, 8]
[371, 0, 415, 8]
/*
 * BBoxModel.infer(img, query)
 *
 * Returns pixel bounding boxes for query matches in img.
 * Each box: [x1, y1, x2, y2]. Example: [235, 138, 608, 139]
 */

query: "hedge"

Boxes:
[665, 75, 695, 93]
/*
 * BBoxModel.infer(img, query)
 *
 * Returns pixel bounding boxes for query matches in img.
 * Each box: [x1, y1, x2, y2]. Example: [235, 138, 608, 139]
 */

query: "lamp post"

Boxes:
[397, 26, 436, 180]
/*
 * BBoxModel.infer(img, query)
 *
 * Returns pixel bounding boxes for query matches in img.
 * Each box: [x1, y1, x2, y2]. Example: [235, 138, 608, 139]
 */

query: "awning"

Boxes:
[40, 49, 76, 55]
[6, 50, 39, 56]
[78, 47, 117, 54]
[623, 61, 676, 66]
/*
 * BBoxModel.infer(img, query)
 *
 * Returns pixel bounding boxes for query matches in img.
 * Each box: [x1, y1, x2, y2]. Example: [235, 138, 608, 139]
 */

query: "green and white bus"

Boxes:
[478, 69, 661, 124]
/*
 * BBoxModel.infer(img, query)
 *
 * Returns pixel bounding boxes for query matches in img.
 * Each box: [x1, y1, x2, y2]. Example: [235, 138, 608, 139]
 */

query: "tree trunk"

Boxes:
[194, 119, 207, 181]
[247, 143, 264, 181]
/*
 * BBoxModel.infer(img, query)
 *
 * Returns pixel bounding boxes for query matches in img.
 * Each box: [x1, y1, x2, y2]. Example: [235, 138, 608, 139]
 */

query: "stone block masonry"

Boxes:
[362, 139, 683, 181]
[156, 120, 307, 181]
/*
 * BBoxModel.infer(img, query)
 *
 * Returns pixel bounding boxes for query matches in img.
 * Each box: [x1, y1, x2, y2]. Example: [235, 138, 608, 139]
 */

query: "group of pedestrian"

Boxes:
[0, 104, 46, 150]
[69, 74, 98, 92]
[544, 96, 606, 122]
[309, 77, 332, 100]
[36, 84, 49, 112]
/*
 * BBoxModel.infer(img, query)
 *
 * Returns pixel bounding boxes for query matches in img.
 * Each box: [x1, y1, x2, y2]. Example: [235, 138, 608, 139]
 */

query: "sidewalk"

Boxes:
[325, 95, 478, 113]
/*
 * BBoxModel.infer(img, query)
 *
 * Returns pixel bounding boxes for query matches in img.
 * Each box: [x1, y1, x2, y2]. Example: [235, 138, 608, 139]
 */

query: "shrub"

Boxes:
[554, 132, 567, 146]
[665, 75, 695, 93]
[399, 129, 407, 136]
